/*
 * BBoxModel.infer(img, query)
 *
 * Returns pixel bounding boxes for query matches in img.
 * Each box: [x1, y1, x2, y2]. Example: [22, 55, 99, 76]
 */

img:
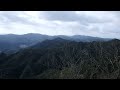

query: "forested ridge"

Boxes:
[0, 38, 120, 79]
[0, 33, 110, 53]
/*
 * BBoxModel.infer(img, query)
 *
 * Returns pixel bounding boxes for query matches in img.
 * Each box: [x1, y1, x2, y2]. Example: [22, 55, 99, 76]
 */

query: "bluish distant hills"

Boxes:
[0, 33, 112, 53]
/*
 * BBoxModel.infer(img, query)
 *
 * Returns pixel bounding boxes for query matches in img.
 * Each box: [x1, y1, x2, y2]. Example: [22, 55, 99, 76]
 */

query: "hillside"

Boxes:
[0, 38, 120, 79]
[0, 33, 111, 53]
[0, 33, 50, 53]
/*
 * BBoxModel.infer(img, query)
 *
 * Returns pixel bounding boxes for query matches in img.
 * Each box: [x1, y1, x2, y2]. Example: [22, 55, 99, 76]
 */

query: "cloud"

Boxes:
[0, 11, 42, 26]
[0, 11, 120, 39]
[42, 11, 112, 24]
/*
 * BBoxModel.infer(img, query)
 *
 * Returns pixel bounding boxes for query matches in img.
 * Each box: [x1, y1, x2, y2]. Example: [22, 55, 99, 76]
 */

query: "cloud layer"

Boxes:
[0, 11, 120, 38]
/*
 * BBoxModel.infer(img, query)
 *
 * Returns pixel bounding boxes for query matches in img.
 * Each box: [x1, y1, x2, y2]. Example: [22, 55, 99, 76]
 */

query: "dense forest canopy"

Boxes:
[0, 38, 120, 79]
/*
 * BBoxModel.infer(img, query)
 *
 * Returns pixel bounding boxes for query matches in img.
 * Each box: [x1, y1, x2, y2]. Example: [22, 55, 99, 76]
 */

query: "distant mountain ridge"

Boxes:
[31, 37, 71, 49]
[0, 33, 113, 53]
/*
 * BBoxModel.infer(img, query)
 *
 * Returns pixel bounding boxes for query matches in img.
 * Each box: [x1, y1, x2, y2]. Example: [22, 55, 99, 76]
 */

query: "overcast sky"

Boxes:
[0, 11, 120, 38]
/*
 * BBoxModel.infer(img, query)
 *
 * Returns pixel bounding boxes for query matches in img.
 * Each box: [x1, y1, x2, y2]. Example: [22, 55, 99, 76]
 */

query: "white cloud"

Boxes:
[0, 11, 120, 38]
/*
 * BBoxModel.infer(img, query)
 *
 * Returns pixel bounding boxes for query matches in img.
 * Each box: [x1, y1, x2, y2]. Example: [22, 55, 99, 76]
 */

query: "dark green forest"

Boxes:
[0, 38, 120, 79]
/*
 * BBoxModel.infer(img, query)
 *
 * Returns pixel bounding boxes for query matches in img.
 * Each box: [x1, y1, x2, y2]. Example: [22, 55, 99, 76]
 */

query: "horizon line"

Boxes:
[0, 33, 115, 39]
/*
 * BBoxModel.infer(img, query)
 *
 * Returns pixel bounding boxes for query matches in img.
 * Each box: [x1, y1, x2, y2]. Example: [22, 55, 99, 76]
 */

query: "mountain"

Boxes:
[31, 37, 71, 49]
[0, 33, 112, 53]
[71, 35, 110, 42]
[0, 33, 50, 53]
[0, 33, 50, 44]
[54, 35, 110, 42]
[0, 38, 120, 79]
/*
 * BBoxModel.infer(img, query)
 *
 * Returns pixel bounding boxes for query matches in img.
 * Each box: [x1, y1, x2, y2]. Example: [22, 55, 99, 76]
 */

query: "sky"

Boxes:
[0, 11, 120, 38]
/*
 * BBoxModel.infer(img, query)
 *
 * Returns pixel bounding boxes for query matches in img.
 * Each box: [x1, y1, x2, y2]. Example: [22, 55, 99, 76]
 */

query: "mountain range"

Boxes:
[0, 33, 111, 54]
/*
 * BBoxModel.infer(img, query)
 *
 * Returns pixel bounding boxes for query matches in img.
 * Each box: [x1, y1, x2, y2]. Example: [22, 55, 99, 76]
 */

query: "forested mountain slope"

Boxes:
[0, 33, 110, 53]
[0, 38, 120, 79]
